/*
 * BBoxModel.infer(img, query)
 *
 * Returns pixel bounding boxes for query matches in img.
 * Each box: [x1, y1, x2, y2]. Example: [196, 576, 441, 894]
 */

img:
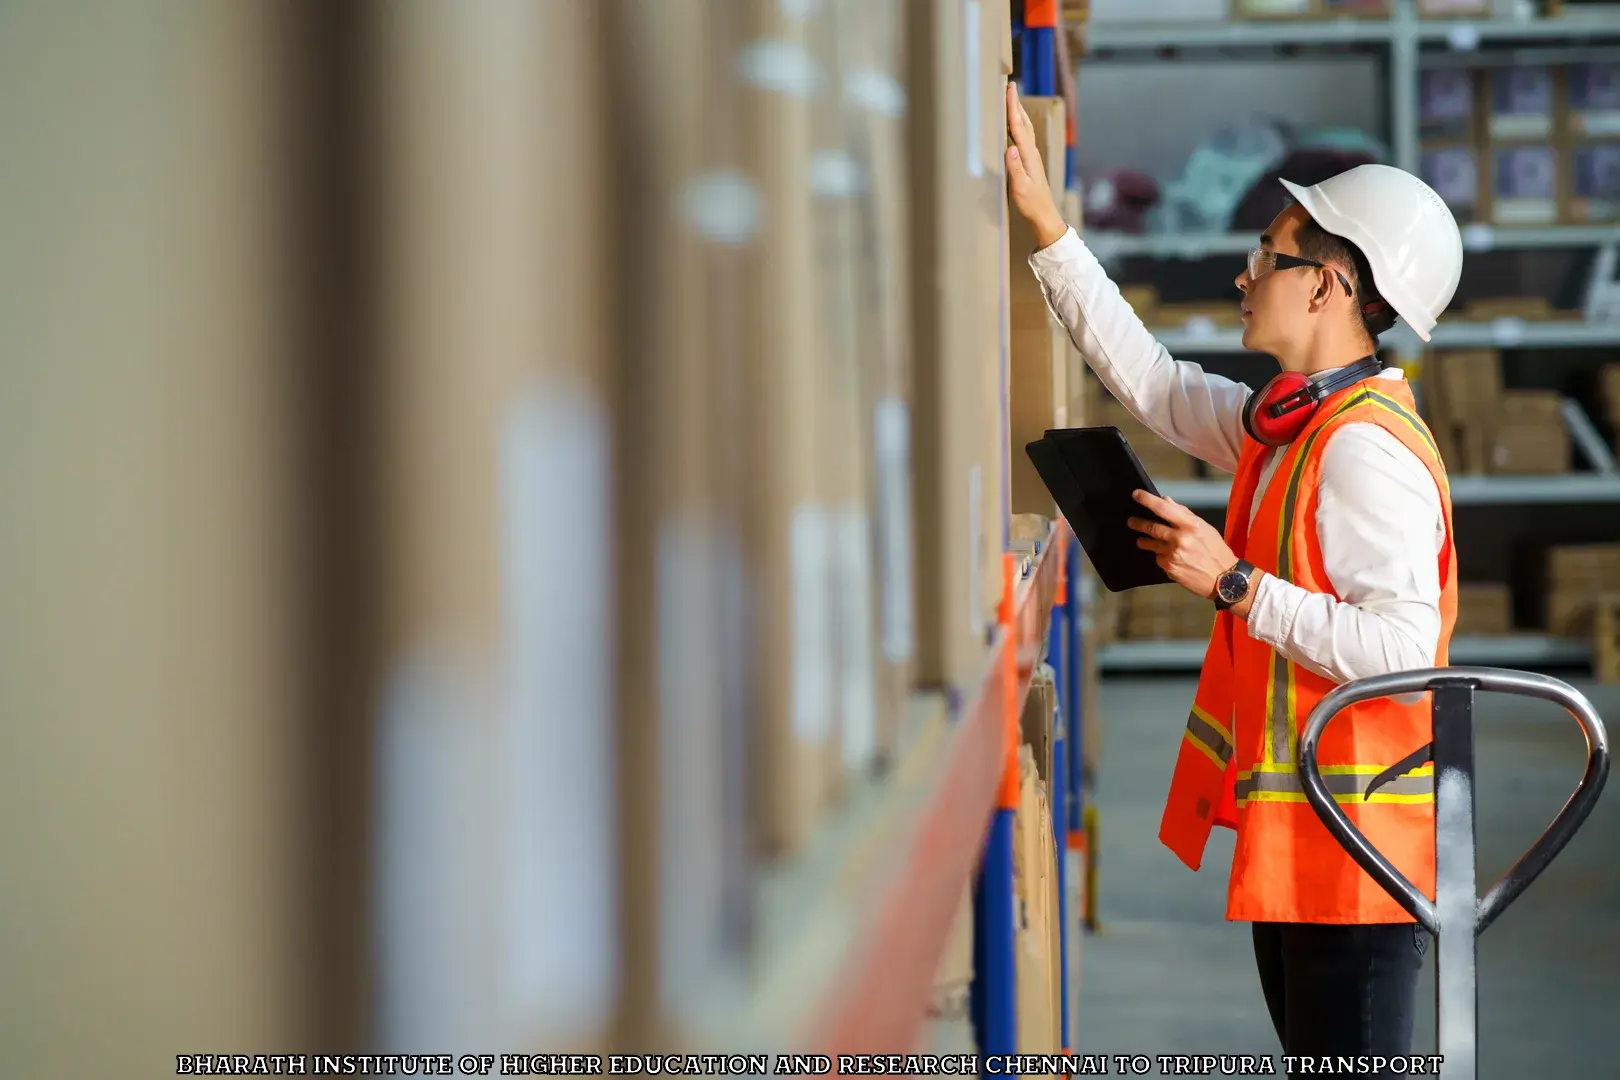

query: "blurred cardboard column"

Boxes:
[599, 0, 757, 1048]
[367, 0, 616, 1056]
[0, 4, 313, 1074]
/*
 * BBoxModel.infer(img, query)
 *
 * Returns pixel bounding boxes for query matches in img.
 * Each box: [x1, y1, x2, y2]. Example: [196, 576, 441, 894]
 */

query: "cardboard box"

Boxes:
[929, 881, 976, 1017]
[844, 0, 916, 765]
[1600, 363, 1620, 429]
[908, 0, 997, 689]
[739, 3, 834, 854]
[1464, 296, 1559, 321]
[1014, 744, 1060, 1055]
[1429, 349, 1503, 426]
[1421, 144, 1484, 224]
[1595, 594, 1620, 685]
[1489, 144, 1560, 226]
[1549, 588, 1601, 637]
[1498, 389, 1564, 428]
[1490, 423, 1569, 474]
[1564, 141, 1620, 224]
[1457, 583, 1514, 636]
[1488, 66, 1558, 142]
[1419, 70, 1480, 142]
[1023, 668, 1057, 790]
[1417, 0, 1490, 14]
[1009, 96, 1070, 519]
[1567, 63, 1620, 139]
[1547, 543, 1620, 591]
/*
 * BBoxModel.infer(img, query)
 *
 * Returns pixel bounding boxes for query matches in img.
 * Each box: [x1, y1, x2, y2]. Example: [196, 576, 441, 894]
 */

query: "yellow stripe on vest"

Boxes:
[1235, 762, 1436, 806]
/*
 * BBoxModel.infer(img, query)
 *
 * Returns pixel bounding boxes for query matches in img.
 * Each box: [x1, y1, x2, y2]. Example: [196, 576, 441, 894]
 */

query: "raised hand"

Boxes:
[1005, 82, 1068, 249]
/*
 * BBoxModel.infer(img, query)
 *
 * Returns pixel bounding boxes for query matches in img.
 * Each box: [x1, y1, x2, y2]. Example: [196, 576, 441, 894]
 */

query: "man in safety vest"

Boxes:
[1006, 84, 1462, 1069]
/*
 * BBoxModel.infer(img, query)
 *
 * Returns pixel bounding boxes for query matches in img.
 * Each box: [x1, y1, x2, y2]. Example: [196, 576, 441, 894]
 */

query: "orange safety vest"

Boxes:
[1159, 378, 1457, 924]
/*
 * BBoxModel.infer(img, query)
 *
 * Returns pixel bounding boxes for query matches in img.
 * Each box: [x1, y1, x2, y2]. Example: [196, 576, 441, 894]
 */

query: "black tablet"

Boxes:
[1025, 426, 1174, 593]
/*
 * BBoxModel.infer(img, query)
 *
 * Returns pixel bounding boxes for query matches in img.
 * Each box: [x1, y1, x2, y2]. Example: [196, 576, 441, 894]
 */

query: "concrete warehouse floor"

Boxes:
[1073, 674, 1620, 1078]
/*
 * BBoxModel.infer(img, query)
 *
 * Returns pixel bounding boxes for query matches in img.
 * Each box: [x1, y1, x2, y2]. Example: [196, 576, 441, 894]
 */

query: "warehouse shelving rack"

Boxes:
[1065, 1, 1620, 680]
[732, 5, 1098, 1063]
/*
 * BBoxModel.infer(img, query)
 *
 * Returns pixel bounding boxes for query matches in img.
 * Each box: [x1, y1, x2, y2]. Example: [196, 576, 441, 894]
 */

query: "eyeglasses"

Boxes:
[1247, 248, 1354, 297]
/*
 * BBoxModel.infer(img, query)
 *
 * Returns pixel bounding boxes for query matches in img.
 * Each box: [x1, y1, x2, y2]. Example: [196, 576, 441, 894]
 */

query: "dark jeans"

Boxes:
[1252, 921, 1428, 1078]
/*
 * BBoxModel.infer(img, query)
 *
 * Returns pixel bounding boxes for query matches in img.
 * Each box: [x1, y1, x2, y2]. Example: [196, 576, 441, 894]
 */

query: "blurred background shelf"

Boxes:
[1159, 472, 1620, 509]
[1099, 632, 1592, 673]
[1089, 224, 1620, 260]
[1146, 321, 1620, 353]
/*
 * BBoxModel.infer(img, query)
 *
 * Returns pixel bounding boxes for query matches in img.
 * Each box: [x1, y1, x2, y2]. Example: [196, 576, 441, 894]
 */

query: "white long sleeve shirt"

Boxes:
[1029, 227, 1447, 687]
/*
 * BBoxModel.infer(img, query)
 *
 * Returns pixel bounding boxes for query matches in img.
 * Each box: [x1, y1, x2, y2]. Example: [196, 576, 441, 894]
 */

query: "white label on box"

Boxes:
[681, 169, 760, 246]
[845, 69, 907, 119]
[968, 463, 984, 638]
[791, 503, 836, 744]
[1577, 113, 1620, 138]
[655, 515, 728, 1010]
[388, 384, 612, 1047]
[735, 40, 826, 100]
[810, 149, 867, 198]
[1491, 115, 1553, 141]
[874, 398, 916, 664]
[1493, 199, 1558, 226]
[965, 0, 982, 180]
[835, 506, 878, 771]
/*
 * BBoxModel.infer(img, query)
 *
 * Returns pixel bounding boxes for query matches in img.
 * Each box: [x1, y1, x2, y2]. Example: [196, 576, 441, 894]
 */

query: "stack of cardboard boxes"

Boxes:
[1420, 59, 1620, 228]
[1090, 389, 1202, 479]
[1456, 583, 1515, 636]
[1117, 583, 1217, 643]
[1545, 544, 1620, 636]
[1232, 0, 1389, 18]
[1422, 350, 1571, 475]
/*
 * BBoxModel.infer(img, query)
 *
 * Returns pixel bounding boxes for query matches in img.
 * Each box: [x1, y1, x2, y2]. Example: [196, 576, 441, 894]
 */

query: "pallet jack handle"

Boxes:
[1298, 667, 1610, 1080]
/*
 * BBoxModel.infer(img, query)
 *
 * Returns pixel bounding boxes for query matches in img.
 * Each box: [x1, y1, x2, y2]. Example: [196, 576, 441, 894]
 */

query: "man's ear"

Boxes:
[1312, 267, 1333, 309]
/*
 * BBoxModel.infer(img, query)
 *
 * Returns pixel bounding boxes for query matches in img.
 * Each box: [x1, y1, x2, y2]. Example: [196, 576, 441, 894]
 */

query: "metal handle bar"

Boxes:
[1299, 667, 1609, 937]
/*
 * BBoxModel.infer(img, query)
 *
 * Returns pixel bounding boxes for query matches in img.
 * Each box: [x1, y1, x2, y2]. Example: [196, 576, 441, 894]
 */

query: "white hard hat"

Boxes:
[1280, 164, 1463, 342]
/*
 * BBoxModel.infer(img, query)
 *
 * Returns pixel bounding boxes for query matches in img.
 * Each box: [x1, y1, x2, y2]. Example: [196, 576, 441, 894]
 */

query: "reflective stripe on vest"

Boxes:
[1234, 762, 1436, 805]
[1183, 704, 1234, 770]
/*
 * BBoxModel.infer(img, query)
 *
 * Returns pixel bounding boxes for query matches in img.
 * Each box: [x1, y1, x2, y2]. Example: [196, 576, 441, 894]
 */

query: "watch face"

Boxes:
[1218, 570, 1248, 604]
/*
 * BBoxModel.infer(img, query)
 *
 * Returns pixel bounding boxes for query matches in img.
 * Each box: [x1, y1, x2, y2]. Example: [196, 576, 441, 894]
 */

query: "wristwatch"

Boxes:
[1214, 559, 1256, 612]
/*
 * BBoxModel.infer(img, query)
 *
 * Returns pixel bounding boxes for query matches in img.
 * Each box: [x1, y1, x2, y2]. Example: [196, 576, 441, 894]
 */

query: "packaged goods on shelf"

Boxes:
[1010, 96, 1071, 519]
[1023, 667, 1058, 790]
[1492, 390, 1570, 474]
[1488, 66, 1559, 143]
[907, 0, 1010, 689]
[1419, 69, 1480, 143]
[1600, 364, 1620, 433]
[1489, 143, 1561, 226]
[1013, 743, 1061, 1055]
[1421, 349, 1503, 475]
[843, 0, 917, 762]
[1596, 595, 1620, 685]
[928, 882, 976, 1019]
[739, 1, 837, 854]
[1545, 544, 1620, 636]
[1566, 63, 1620, 140]
[1092, 395, 1200, 479]
[1464, 296, 1574, 321]
[979, 0, 1015, 635]
[1457, 583, 1515, 636]
[1564, 141, 1620, 225]
[1233, 0, 1388, 16]
[1120, 583, 1211, 641]
[1417, 0, 1491, 15]
[1421, 143, 1483, 224]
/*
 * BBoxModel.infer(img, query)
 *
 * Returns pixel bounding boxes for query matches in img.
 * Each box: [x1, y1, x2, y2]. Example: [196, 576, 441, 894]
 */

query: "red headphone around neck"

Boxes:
[1241, 355, 1385, 447]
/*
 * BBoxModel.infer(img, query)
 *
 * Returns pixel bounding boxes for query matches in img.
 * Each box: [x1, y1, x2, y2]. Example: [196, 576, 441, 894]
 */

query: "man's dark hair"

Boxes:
[1293, 213, 1394, 342]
